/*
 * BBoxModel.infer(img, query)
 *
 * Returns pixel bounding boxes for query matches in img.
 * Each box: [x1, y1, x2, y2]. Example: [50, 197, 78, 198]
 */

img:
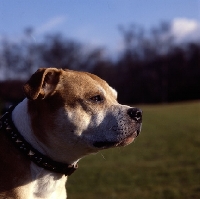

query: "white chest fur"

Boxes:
[31, 163, 67, 199]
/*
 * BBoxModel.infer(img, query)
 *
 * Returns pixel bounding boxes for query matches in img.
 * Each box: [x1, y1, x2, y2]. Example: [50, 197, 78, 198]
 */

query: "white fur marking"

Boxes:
[12, 99, 46, 154]
[31, 163, 67, 199]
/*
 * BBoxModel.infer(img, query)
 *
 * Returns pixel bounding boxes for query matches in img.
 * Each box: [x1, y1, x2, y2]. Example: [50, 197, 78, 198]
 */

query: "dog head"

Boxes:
[23, 68, 142, 163]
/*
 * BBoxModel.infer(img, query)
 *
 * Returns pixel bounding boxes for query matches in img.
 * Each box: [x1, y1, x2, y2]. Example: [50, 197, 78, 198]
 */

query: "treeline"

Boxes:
[0, 23, 200, 104]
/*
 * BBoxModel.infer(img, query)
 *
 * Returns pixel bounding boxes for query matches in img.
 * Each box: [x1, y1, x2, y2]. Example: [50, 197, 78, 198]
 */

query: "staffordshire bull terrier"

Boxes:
[0, 68, 142, 199]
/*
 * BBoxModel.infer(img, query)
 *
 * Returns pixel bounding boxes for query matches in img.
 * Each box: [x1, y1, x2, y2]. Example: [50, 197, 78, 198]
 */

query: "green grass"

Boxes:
[67, 101, 200, 199]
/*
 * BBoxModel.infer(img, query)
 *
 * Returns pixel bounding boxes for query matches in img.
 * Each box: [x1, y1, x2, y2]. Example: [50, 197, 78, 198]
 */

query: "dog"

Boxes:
[0, 68, 142, 199]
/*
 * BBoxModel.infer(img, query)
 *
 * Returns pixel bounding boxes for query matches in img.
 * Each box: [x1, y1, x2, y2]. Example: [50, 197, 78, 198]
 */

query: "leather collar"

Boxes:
[0, 105, 78, 176]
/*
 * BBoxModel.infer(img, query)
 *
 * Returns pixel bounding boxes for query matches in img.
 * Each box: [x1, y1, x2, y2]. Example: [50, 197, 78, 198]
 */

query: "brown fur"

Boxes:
[0, 129, 31, 198]
[25, 68, 118, 160]
[0, 68, 118, 198]
[0, 68, 142, 199]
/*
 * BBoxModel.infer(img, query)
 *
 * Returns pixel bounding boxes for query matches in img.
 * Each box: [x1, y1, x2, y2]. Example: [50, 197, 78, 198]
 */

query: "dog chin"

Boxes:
[93, 131, 138, 149]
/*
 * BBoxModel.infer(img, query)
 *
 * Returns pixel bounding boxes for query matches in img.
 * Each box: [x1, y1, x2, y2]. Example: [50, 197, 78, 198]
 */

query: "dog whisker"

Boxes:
[100, 153, 106, 160]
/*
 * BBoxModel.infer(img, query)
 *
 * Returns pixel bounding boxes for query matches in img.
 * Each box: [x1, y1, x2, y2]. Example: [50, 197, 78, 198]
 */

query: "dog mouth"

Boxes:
[93, 130, 140, 149]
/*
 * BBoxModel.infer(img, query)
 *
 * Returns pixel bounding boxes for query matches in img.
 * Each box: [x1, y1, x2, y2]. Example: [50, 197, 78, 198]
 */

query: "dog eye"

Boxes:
[90, 95, 103, 102]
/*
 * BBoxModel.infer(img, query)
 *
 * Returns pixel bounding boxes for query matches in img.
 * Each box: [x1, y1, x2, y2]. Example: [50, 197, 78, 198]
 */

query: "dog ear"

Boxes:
[23, 68, 61, 100]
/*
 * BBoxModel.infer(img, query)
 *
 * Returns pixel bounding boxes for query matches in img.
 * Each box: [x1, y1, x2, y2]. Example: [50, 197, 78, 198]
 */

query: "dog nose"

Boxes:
[127, 108, 142, 122]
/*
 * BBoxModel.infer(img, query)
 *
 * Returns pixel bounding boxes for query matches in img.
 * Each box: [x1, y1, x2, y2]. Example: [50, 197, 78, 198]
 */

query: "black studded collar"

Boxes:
[0, 105, 78, 176]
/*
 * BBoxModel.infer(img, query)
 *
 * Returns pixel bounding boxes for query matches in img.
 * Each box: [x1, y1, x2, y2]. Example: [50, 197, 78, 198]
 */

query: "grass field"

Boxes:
[67, 101, 200, 199]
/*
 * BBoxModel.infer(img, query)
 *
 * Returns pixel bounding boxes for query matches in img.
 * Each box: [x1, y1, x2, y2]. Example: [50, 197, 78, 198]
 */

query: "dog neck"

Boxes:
[11, 99, 79, 171]
[12, 99, 47, 155]
[9, 99, 69, 198]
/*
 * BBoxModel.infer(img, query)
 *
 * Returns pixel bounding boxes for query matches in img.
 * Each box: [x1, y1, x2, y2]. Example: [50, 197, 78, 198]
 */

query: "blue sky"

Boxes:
[0, 0, 200, 53]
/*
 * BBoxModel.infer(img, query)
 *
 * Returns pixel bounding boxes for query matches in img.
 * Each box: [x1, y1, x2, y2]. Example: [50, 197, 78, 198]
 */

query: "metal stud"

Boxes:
[28, 150, 35, 156]
[36, 157, 42, 163]
[6, 125, 12, 130]
[16, 139, 22, 143]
